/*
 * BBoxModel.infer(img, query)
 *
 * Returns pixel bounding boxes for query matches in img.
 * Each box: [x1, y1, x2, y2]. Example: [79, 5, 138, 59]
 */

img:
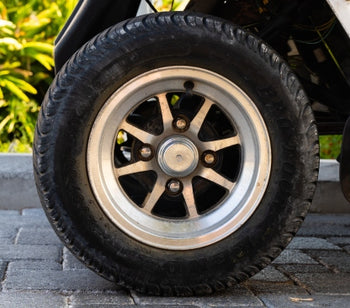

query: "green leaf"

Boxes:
[0, 99, 7, 107]
[0, 19, 15, 36]
[0, 20, 15, 29]
[23, 41, 53, 55]
[6, 75, 37, 94]
[0, 70, 11, 76]
[37, 4, 61, 19]
[23, 123, 33, 139]
[32, 71, 49, 81]
[0, 37, 22, 50]
[7, 117, 15, 134]
[21, 17, 51, 37]
[1, 79, 30, 101]
[30, 53, 54, 70]
[0, 114, 12, 133]
[0, 61, 22, 70]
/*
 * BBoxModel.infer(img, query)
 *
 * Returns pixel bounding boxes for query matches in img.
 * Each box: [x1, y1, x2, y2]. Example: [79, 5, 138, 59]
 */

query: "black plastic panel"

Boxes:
[54, 0, 141, 72]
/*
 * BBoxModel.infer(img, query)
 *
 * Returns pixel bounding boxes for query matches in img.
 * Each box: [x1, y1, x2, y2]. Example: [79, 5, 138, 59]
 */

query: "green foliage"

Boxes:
[154, 0, 189, 11]
[0, 0, 77, 152]
[319, 135, 342, 159]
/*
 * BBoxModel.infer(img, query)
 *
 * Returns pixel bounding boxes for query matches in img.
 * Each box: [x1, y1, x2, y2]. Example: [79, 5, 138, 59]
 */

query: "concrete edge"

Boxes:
[318, 159, 339, 182]
[0, 154, 349, 212]
[0, 153, 39, 210]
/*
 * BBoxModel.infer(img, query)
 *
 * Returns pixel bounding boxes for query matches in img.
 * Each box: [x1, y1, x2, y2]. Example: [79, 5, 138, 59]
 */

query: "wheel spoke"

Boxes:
[190, 98, 214, 135]
[142, 178, 166, 212]
[116, 161, 153, 177]
[198, 168, 235, 192]
[203, 136, 240, 152]
[157, 93, 173, 131]
[182, 180, 199, 218]
[119, 121, 154, 144]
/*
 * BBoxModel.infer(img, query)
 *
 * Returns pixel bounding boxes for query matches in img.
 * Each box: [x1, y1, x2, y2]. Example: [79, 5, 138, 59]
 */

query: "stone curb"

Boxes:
[0, 154, 39, 210]
[0, 154, 349, 212]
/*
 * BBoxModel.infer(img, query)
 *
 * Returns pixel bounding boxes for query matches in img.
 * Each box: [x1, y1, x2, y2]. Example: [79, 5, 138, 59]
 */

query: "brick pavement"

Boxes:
[0, 209, 349, 307]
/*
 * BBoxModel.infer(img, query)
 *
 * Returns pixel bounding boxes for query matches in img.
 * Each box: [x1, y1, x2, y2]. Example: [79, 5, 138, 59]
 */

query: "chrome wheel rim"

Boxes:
[87, 66, 271, 250]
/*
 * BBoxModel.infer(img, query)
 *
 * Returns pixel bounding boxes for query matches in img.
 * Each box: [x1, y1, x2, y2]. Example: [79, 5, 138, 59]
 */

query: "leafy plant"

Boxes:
[319, 135, 342, 159]
[0, 0, 77, 152]
[153, 0, 190, 11]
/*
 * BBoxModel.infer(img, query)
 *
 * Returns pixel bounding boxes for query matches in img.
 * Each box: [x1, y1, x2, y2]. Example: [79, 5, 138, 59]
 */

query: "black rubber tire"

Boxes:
[34, 12, 319, 296]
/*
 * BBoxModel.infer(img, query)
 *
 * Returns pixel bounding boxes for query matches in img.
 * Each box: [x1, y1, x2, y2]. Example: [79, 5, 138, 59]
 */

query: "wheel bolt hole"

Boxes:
[166, 179, 183, 195]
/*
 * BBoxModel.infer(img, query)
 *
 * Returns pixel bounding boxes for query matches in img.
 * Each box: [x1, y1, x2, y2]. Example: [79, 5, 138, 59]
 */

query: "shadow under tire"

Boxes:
[33, 12, 319, 296]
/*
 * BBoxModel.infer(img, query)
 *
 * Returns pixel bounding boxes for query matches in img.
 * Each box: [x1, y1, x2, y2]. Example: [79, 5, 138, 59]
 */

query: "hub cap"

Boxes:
[158, 136, 199, 177]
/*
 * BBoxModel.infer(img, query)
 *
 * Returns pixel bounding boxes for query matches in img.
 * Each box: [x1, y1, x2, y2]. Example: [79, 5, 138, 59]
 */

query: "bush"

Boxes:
[319, 135, 342, 159]
[0, 0, 76, 152]
[154, 0, 189, 11]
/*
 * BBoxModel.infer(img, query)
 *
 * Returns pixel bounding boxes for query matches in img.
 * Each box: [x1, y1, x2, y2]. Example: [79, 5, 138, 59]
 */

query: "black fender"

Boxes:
[54, 0, 226, 72]
[53, 0, 228, 72]
[54, 0, 141, 72]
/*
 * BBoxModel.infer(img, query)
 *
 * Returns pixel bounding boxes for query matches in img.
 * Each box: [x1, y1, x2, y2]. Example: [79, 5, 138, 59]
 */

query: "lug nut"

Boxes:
[139, 145, 153, 160]
[175, 118, 187, 130]
[167, 179, 182, 194]
[203, 152, 216, 166]
[176, 119, 187, 130]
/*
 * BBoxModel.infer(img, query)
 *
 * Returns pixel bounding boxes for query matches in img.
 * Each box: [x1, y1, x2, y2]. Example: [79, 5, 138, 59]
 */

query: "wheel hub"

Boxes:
[157, 136, 199, 177]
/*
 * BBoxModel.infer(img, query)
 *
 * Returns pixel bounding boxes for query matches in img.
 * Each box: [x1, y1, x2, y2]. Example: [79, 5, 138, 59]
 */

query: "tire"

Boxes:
[34, 12, 319, 296]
